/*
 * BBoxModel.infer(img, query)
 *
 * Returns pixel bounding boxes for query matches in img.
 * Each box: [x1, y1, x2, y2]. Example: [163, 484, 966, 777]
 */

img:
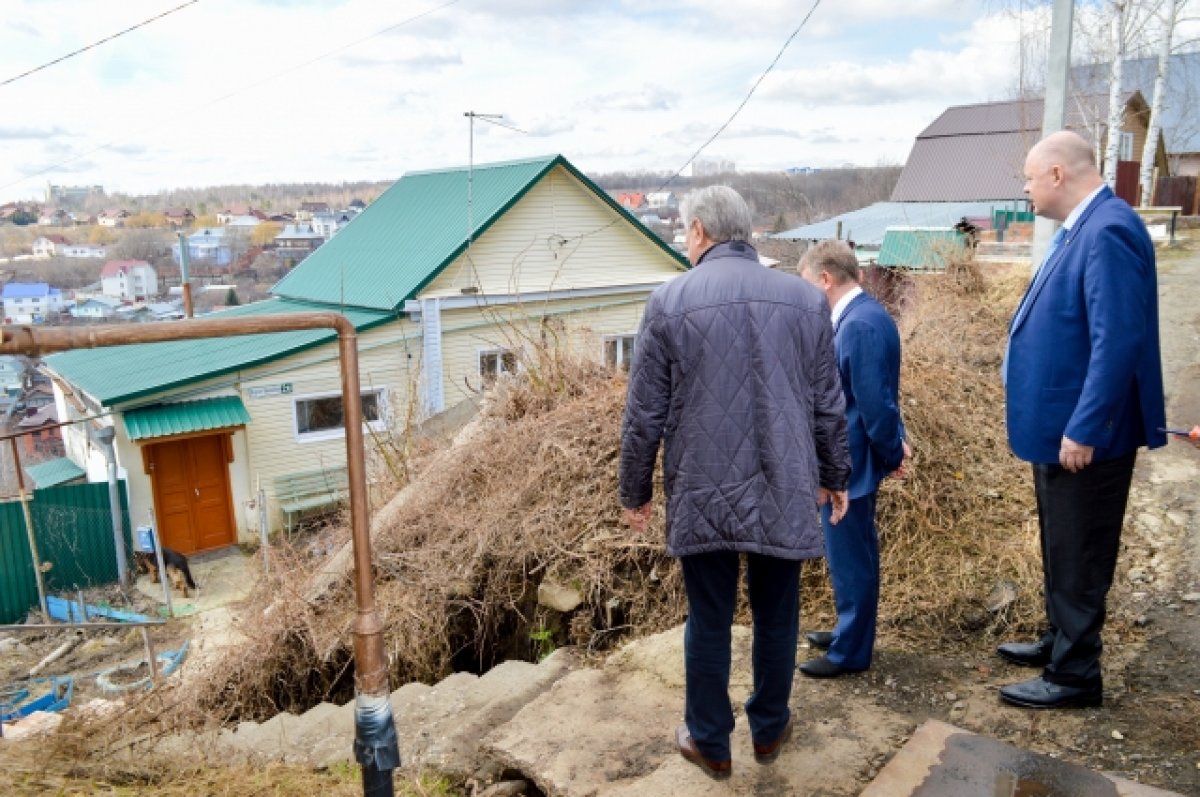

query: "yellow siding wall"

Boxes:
[421, 164, 684, 298]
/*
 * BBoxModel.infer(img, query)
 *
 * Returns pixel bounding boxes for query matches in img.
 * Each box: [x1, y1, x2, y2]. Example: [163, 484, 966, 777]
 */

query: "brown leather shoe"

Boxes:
[753, 715, 794, 764]
[675, 724, 731, 780]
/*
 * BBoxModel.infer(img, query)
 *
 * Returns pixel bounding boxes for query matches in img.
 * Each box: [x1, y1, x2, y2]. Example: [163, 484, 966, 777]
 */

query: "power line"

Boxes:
[1, 1, 202, 88]
[572, 0, 823, 242]
[1, 0, 463, 194]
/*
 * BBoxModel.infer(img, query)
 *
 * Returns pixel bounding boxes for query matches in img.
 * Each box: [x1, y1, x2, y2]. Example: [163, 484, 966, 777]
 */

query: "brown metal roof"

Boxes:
[891, 93, 1146, 202]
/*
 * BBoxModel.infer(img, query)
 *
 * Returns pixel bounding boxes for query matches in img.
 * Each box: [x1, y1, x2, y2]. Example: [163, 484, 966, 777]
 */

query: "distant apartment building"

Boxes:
[45, 183, 103, 206]
[2, 283, 63, 324]
[692, 158, 736, 177]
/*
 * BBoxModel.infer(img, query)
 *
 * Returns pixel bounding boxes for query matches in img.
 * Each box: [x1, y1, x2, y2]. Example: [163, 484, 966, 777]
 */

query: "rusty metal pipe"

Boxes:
[1, 314, 399, 792]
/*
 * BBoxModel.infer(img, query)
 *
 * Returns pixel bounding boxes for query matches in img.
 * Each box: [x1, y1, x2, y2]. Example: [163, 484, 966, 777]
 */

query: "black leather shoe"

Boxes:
[805, 630, 833, 650]
[675, 724, 731, 780]
[753, 715, 794, 764]
[999, 676, 1102, 709]
[798, 655, 862, 679]
[996, 639, 1052, 667]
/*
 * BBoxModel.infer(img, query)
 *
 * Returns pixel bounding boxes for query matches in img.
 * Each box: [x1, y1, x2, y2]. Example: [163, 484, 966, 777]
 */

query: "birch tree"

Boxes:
[1139, 0, 1179, 206]
[1103, 1, 1129, 188]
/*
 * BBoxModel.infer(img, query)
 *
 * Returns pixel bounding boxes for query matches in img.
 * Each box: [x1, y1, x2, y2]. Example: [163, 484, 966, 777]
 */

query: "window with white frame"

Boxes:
[604, 334, 637, 371]
[294, 388, 386, 440]
[1118, 131, 1134, 162]
[478, 348, 518, 382]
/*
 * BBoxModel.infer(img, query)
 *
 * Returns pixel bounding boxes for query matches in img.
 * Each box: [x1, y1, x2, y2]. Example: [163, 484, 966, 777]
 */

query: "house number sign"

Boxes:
[248, 383, 293, 399]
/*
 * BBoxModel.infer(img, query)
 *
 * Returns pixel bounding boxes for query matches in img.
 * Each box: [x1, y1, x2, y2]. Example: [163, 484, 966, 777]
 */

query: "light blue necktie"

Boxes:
[1003, 226, 1067, 385]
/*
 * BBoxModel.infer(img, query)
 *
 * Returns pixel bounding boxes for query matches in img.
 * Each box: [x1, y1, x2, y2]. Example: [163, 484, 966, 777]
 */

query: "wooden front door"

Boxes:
[146, 434, 236, 554]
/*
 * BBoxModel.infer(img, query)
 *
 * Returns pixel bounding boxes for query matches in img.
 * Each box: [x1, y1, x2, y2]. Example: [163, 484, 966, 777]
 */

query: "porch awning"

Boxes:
[25, 457, 87, 488]
[123, 396, 251, 441]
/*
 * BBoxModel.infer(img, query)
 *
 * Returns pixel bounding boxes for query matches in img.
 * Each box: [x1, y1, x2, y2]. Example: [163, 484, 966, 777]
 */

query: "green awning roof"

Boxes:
[26, 457, 86, 488]
[123, 396, 251, 441]
[877, 228, 967, 270]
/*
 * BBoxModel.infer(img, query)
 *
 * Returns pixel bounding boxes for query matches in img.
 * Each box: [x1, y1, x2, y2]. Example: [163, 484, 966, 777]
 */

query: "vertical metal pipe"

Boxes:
[91, 427, 128, 586]
[339, 328, 399, 795]
[177, 232, 194, 319]
[9, 438, 49, 620]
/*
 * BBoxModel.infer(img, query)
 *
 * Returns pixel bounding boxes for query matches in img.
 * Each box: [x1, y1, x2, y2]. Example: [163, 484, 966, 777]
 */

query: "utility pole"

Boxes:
[1033, 0, 1076, 272]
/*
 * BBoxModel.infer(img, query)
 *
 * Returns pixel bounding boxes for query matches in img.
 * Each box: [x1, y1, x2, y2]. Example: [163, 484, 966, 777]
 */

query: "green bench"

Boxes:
[273, 467, 349, 533]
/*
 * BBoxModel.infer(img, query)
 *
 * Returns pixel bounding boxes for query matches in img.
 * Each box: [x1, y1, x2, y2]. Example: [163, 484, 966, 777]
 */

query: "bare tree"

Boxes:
[1140, 0, 1180, 205]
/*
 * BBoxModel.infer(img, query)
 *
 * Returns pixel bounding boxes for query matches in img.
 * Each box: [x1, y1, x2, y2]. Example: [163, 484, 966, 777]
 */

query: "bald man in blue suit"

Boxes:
[998, 130, 1166, 709]
[798, 240, 909, 678]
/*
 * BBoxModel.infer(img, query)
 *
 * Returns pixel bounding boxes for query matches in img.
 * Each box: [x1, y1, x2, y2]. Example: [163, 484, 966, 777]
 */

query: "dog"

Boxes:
[134, 548, 198, 598]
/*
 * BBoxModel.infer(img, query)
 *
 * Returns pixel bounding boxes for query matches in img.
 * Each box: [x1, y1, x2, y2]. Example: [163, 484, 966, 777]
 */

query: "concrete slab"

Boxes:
[860, 720, 1183, 797]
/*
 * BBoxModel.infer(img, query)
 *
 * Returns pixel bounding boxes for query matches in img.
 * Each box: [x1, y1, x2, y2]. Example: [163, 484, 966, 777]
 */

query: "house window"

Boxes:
[294, 388, 386, 441]
[1118, 131, 1134, 161]
[478, 348, 518, 382]
[604, 334, 637, 371]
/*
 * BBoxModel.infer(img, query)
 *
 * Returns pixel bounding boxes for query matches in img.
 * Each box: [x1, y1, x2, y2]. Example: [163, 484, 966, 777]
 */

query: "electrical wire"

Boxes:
[569, 0, 823, 243]
[1, 0, 463, 194]
[1, 1, 202, 88]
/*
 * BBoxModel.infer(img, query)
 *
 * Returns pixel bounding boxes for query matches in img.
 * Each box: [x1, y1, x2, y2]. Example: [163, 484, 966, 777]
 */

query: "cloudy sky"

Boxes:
[0, 0, 1042, 202]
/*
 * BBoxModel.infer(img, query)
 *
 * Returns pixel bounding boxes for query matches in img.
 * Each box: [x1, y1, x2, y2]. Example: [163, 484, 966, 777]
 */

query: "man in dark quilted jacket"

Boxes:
[619, 185, 851, 779]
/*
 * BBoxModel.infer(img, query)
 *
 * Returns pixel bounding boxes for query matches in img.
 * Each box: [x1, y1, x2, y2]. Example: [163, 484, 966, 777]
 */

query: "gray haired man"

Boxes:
[620, 185, 850, 778]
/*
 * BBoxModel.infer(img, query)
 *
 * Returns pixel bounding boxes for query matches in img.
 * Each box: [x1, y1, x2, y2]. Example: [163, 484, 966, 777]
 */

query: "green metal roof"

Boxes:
[25, 457, 86, 488]
[270, 154, 688, 311]
[44, 298, 394, 406]
[123, 395, 251, 441]
[877, 228, 968, 270]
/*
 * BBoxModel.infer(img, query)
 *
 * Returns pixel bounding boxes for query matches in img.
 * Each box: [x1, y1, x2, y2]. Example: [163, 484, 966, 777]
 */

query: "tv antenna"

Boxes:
[464, 111, 526, 248]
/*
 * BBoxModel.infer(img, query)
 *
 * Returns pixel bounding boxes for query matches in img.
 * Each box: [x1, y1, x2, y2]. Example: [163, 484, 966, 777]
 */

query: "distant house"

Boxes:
[37, 208, 71, 226]
[100, 259, 158, 301]
[274, 224, 325, 258]
[0, 356, 26, 395]
[97, 208, 130, 228]
[31, 234, 70, 259]
[295, 201, 330, 221]
[175, 228, 232, 266]
[44, 153, 688, 551]
[71, 295, 122, 320]
[2, 282, 63, 324]
[145, 300, 185, 321]
[1074, 52, 1200, 176]
[60, 243, 108, 259]
[617, 192, 646, 210]
[216, 204, 264, 224]
[223, 215, 263, 230]
[310, 210, 357, 240]
[163, 207, 196, 228]
[15, 404, 65, 459]
[646, 191, 678, 210]
[23, 384, 55, 409]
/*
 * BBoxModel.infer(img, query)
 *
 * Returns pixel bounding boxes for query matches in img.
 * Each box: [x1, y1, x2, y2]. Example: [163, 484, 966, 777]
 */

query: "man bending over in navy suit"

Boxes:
[798, 240, 909, 679]
[999, 130, 1166, 709]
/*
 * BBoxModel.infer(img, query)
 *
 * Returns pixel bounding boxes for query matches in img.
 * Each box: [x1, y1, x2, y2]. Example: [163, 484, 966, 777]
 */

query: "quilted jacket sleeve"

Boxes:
[811, 314, 851, 491]
[619, 301, 672, 508]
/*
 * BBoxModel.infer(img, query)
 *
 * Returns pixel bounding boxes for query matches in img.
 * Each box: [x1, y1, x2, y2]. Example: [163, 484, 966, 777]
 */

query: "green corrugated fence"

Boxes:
[0, 481, 131, 624]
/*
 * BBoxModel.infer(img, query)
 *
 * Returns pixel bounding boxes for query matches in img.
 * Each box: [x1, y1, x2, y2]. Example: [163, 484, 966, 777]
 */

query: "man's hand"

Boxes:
[818, 488, 850, 525]
[1059, 436, 1094, 472]
[890, 440, 913, 479]
[623, 503, 653, 534]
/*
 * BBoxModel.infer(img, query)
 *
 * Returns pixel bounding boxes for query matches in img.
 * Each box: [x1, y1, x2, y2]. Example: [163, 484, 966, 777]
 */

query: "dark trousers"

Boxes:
[819, 492, 880, 670]
[680, 551, 801, 762]
[1033, 452, 1136, 688]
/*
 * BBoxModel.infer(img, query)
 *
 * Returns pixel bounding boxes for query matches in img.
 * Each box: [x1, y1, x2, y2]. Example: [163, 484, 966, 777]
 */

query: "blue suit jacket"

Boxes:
[1006, 186, 1166, 464]
[835, 292, 906, 499]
